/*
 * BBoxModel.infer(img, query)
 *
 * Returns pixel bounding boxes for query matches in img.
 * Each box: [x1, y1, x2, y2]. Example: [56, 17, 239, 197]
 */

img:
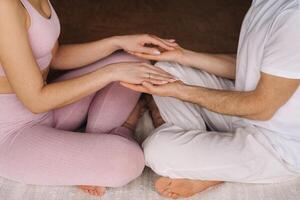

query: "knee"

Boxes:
[86, 82, 140, 133]
[108, 137, 145, 187]
[143, 131, 175, 174]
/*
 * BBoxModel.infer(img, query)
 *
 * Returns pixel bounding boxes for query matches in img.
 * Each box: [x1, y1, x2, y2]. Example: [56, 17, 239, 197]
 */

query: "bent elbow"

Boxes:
[26, 104, 47, 114]
[248, 109, 276, 121]
[23, 98, 49, 114]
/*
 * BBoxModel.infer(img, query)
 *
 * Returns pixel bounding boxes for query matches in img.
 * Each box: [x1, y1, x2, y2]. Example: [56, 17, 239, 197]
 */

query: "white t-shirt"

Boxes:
[234, 0, 300, 171]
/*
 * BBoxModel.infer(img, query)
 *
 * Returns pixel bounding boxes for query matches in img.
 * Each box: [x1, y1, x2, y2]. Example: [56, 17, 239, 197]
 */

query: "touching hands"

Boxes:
[109, 34, 189, 96]
[115, 34, 178, 56]
[120, 80, 185, 98]
[107, 62, 177, 85]
[127, 45, 187, 64]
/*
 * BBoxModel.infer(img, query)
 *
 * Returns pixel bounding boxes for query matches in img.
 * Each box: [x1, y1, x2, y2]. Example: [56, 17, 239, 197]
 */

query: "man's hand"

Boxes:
[120, 81, 185, 97]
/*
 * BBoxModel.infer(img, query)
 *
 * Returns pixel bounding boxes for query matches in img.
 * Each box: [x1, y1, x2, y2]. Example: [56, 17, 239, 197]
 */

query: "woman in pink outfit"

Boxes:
[0, 0, 177, 197]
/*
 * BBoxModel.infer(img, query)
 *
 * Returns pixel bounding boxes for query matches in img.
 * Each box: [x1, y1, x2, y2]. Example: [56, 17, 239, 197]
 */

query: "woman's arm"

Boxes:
[51, 35, 178, 70]
[50, 39, 120, 70]
[0, 0, 174, 113]
[128, 47, 236, 79]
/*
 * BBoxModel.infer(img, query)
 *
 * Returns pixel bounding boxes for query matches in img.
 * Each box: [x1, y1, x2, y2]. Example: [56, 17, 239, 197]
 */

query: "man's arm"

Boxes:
[178, 72, 299, 120]
[179, 50, 236, 80]
[128, 47, 236, 79]
[121, 72, 300, 121]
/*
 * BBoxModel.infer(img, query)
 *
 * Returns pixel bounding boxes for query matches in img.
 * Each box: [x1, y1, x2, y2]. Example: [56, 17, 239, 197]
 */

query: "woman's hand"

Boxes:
[127, 45, 190, 65]
[114, 34, 178, 56]
[107, 62, 177, 85]
[120, 81, 185, 98]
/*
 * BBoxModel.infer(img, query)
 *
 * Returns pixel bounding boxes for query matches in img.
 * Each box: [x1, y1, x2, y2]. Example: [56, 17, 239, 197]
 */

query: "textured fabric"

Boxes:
[1, 115, 300, 200]
[0, 0, 61, 76]
[1, 167, 300, 200]
[1, 113, 300, 200]
[143, 62, 298, 183]
[235, 0, 300, 172]
[0, 52, 145, 187]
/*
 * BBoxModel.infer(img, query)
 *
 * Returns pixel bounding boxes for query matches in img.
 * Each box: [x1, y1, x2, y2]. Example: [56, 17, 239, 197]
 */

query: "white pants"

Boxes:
[143, 62, 297, 184]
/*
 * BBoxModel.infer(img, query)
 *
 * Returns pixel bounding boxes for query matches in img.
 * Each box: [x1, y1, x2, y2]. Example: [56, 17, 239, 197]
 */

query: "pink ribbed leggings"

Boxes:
[0, 53, 145, 187]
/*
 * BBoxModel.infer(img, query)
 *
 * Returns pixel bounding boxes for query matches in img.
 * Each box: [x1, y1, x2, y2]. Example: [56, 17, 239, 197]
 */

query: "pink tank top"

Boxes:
[0, 0, 61, 76]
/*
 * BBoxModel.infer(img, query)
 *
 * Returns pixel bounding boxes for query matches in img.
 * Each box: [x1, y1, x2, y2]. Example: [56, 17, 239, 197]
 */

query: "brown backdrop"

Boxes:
[51, 0, 251, 53]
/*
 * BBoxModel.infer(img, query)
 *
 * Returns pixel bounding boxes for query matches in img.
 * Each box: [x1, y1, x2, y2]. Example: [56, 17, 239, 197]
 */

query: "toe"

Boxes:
[155, 177, 172, 193]
[171, 193, 179, 199]
[162, 190, 170, 197]
[96, 187, 106, 196]
[87, 189, 94, 195]
[77, 185, 106, 197]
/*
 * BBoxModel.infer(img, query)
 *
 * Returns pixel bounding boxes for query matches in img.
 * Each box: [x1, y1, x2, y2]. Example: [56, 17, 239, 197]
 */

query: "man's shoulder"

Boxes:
[269, 2, 300, 34]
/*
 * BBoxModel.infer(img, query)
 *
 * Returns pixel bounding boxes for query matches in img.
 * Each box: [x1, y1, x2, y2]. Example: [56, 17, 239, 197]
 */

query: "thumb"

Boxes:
[139, 47, 161, 55]
[142, 81, 156, 90]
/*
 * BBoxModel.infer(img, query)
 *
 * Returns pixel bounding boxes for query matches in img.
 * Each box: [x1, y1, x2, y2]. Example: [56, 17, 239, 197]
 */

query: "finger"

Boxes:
[145, 72, 175, 83]
[166, 39, 176, 43]
[138, 46, 161, 55]
[120, 83, 144, 92]
[143, 67, 179, 82]
[142, 81, 158, 91]
[141, 63, 175, 78]
[120, 82, 150, 93]
[148, 79, 169, 85]
[129, 51, 162, 61]
[150, 35, 179, 48]
[145, 71, 177, 82]
[148, 36, 176, 51]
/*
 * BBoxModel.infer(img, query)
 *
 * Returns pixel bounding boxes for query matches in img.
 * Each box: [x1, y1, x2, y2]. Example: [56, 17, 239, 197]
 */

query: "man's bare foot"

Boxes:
[144, 95, 165, 128]
[155, 177, 222, 199]
[77, 185, 106, 196]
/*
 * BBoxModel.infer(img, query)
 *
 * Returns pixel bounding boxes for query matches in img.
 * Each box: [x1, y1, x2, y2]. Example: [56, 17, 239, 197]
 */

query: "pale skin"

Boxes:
[122, 47, 300, 199]
[0, 0, 179, 197]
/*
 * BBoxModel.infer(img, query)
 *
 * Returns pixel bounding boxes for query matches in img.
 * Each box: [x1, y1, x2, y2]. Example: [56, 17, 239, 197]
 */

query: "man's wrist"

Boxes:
[176, 84, 205, 104]
[173, 83, 193, 101]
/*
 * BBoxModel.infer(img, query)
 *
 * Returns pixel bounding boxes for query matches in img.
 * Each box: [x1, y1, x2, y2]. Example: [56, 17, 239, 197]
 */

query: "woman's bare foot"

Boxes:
[155, 177, 222, 199]
[144, 95, 165, 128]
[78, 185, 106, 196]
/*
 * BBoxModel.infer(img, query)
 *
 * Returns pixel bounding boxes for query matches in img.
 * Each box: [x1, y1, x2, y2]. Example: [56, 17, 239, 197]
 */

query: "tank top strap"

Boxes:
[19, 0, 37, 18]
[19, 0, 54, 20]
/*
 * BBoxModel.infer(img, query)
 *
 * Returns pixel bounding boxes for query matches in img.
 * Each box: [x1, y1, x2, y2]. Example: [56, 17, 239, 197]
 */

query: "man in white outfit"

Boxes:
[122, 0, 300, 198]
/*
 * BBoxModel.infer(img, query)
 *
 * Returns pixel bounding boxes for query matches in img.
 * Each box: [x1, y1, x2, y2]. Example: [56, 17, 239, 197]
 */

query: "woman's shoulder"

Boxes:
[0, 0, 26, 19]
[0, 0, 21, 10]
[0, 0, 28, 28]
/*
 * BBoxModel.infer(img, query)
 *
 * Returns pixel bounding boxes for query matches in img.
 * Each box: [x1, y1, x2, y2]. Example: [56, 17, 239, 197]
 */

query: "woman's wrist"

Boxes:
[109, 35, 126, 51]
[98, 64, 120, 83]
